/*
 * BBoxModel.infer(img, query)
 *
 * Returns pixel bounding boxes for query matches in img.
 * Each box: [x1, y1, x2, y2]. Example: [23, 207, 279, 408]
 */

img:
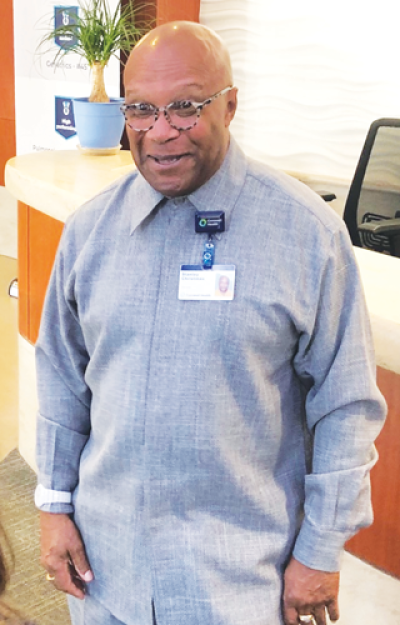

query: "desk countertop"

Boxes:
[5, 149, 135, 223]
[5, 150, 400, 374]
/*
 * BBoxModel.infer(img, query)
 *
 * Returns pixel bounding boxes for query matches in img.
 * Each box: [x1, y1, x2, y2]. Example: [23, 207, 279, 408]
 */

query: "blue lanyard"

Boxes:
[202, 236, 215, 269]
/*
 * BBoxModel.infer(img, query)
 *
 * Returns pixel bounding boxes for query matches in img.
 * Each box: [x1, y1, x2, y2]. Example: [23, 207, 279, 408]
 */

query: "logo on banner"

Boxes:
[55, 97, 77, 138]
[54, 6, 79, 48]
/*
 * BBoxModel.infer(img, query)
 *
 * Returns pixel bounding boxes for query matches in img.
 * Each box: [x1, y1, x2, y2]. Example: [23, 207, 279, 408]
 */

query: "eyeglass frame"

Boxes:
[120, 85, 235, 132]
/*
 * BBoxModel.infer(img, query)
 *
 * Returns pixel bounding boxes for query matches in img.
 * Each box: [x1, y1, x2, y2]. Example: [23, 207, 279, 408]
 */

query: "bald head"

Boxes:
[125, 21, 233, 91]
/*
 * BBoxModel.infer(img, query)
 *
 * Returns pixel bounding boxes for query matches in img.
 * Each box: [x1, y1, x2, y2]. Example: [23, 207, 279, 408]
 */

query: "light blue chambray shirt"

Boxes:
[35, 138, 386, 625]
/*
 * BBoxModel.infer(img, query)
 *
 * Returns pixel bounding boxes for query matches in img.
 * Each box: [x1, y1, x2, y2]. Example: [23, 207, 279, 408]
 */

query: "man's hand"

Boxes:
[283, 557, 340, 625]
[40, 511, 94, 599]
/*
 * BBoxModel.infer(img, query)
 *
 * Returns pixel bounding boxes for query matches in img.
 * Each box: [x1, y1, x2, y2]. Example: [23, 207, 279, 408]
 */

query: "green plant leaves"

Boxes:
[37, 0, 151, 67]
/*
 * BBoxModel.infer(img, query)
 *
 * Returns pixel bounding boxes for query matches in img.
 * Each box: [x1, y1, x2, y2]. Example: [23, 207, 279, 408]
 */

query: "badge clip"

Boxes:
[195, 211, 225, 234]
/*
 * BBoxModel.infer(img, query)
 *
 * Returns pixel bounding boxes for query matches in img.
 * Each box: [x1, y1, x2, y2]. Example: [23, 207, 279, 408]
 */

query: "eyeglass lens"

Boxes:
[123, 103, 200, 131]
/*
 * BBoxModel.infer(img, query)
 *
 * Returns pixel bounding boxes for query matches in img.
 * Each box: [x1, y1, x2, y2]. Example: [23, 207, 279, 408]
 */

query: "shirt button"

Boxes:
[172, 196, 186, 207]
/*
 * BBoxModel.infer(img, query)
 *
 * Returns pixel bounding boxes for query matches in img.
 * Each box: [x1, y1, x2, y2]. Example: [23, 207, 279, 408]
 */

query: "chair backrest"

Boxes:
[343, 118, 400, 254]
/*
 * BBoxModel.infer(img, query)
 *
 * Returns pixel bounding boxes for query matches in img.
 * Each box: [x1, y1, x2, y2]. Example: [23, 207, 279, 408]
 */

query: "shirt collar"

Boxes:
[188, 136, 247, 229]
[129, 174, 165, 234]
[129, 135, 247, 235]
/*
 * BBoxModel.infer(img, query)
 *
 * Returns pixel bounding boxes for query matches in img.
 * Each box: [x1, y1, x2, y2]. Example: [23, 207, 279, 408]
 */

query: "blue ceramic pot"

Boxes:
[72, 97, 125, 149]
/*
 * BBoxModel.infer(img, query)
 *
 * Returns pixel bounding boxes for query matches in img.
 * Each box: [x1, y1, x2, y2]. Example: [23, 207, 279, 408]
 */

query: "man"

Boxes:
[216, 274, 231, 297]
[35, 21, 386, 625]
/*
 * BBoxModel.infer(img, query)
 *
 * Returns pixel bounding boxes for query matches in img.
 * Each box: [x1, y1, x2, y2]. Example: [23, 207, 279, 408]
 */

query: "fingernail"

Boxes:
[83, 570, 94, 582]
[76, 568, 94, 582]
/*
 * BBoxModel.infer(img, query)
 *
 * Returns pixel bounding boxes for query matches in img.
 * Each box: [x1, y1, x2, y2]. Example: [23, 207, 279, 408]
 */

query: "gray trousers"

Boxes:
[68, 595, 126, 625]
[68, 595, 158, 625]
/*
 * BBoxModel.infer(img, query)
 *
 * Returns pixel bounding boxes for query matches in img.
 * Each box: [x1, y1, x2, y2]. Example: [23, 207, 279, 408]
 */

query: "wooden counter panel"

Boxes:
[18, 204, 64, 344]
[18, 203, 29, 340]
[0, 118, 16, 187]
[346, 366, 400, 577]
[0, 0, 15, 186]
[157, 0, 200, 23]
[0, 0, 15, 120]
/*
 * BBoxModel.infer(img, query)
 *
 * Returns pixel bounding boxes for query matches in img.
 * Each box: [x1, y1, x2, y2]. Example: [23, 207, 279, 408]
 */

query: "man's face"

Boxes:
[219, 275, 230, 293]
[124, 43, 237, 197]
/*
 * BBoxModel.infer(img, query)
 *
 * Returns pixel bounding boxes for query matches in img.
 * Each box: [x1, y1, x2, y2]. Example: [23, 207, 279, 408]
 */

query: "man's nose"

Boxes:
[146, 110, 180, 141]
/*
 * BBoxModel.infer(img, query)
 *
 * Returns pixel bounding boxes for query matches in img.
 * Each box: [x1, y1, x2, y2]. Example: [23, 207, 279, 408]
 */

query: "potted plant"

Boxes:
[37, 0, 151, 152]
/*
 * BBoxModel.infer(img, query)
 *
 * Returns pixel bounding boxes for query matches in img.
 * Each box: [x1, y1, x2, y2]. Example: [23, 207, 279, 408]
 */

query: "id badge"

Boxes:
[178, 265, 236, 300]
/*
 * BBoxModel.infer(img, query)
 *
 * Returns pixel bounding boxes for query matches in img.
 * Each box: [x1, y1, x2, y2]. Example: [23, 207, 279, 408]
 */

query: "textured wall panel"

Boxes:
[200, 1, 400, 181]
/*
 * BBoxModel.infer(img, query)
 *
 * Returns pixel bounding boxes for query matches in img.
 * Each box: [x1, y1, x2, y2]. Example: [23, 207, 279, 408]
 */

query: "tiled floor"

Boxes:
[1, 188, 400, 623]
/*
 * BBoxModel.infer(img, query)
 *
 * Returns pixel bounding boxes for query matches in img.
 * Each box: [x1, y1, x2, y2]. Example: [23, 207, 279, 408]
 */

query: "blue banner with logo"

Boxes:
[55, 96, 76, 138]
[54, 6, 79, 49]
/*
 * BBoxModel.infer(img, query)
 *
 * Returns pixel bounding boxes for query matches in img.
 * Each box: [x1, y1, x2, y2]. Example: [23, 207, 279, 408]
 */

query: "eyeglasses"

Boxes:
[120, 86, 234, 132]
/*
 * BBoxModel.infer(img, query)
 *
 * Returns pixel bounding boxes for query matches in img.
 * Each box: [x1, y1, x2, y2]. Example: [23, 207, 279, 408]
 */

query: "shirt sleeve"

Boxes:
[35, 220, 92, 514]
[292, 225, 387, 572]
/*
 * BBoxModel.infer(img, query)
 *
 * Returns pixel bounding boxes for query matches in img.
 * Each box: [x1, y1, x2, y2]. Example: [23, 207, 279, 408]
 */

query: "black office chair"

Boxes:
[343, 118, 400, 257]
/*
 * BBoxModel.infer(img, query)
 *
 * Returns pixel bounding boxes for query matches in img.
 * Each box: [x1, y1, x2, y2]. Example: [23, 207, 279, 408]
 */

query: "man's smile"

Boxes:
[148, 154, 190, 167]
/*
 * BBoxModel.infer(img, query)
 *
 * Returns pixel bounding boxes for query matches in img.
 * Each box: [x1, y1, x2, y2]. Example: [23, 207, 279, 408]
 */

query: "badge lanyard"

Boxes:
[195, 210, 225, 269]
[178, 210, 235, 301]
[203, 237, 215, 269]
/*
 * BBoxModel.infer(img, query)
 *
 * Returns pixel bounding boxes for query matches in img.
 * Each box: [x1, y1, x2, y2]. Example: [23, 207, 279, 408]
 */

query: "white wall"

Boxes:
[200, 0, 400, 182]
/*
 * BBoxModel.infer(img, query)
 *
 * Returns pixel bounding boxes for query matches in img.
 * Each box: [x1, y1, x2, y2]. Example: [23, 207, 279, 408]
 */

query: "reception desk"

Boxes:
[5, 150, 400, 577]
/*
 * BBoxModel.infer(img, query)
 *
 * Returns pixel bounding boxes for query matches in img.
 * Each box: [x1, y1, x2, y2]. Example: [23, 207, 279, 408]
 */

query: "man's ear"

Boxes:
[225, 88, 238, 127]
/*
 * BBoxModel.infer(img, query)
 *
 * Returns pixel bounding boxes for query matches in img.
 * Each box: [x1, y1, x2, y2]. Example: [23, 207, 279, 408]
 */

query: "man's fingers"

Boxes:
[69, 541, 94, 582]
[283, 601, 338, 625]
[313, 605, 327, 625]
[283, 604, 302, 625]
[327, 599, 340, 622]
[74, 566, 94, 582]
[45, 561, 86, 599]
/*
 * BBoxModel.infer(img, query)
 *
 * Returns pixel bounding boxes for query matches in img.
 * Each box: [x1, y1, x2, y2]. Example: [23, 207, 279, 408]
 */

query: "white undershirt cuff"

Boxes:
[34, 484, 72, 509]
